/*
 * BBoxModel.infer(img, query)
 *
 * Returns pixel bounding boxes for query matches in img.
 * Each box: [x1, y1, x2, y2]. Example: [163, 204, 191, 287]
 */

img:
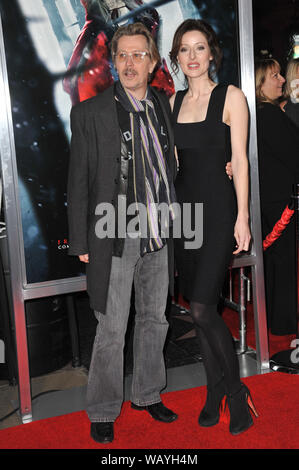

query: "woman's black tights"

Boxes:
[190, 301, 241, 394]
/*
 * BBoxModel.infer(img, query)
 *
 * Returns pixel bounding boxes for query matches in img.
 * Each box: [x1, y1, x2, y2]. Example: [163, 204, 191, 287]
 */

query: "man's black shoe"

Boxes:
[131, 401, 178, 423]
[90, 422, 114, 444]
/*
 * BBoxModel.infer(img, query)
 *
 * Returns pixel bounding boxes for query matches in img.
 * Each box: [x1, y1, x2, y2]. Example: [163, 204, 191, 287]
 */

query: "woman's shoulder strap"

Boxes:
[206, 83, 229, 122]
[172, 89, 188, 122]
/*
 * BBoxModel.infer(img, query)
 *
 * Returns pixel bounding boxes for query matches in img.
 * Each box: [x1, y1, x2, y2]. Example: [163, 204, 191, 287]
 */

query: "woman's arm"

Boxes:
[226, 86, 251, 254]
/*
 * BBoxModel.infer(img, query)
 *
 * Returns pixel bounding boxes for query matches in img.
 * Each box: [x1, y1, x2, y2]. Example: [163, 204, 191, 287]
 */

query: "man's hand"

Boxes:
[226, 162, 233, 180]
[79, 254, 89, 263]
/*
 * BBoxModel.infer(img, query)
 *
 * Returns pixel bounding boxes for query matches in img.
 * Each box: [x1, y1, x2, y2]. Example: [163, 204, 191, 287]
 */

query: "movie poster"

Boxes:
[0, 0, 239, 285]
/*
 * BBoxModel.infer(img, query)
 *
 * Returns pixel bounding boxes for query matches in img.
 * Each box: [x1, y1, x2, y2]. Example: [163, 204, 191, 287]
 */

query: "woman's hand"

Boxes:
[233, 216, 251, 254]
[226, 161, 233, 179]
[79, 254, 89, 263]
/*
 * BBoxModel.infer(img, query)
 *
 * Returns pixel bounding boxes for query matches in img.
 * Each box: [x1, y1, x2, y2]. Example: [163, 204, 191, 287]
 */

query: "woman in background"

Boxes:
[255, 58, 299, 335]
[169, 19, 255, 436]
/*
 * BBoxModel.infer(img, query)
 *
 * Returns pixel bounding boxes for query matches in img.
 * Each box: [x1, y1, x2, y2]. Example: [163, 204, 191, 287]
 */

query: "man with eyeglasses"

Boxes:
[67, 22, 178, 444]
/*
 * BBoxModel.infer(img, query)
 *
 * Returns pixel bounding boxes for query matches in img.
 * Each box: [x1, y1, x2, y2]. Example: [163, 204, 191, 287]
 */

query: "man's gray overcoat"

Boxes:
[67, 84, 177, 313]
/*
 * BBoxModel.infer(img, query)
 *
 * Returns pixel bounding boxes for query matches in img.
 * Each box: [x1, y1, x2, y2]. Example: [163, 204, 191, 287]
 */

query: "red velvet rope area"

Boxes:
[263, 205, 295, 251]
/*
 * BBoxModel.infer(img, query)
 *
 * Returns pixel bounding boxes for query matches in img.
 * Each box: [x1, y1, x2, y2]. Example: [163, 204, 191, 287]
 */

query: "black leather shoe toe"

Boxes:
[90, 422, 114, 444]
[131, 401, 178, 423]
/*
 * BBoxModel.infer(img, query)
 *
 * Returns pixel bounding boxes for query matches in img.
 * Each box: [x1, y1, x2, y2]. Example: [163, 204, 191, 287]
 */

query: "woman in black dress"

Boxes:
[255, 58, 299, 335]
[169, 19, 255, 435]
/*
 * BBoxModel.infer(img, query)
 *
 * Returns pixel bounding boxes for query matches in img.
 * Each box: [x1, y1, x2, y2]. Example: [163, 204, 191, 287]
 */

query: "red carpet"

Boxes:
[0, 372, 298, 449]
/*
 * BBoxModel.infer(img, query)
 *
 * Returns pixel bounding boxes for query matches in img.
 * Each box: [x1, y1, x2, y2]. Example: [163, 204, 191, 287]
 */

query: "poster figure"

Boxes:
[0, 0, 238, 285]
[63, 0, 175, 105]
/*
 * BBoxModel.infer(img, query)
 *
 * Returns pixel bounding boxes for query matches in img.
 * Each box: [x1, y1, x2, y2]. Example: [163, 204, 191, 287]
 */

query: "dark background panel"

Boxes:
[253, 0, 299, 71]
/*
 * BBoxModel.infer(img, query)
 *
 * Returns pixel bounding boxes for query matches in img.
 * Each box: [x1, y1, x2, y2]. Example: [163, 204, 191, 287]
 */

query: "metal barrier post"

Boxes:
[224, 267, 249, 355]
[238, 268, 247, 353]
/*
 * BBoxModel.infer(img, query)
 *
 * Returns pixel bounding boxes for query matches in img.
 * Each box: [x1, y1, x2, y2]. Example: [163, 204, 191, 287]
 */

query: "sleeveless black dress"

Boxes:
[173, 84, 237, 304]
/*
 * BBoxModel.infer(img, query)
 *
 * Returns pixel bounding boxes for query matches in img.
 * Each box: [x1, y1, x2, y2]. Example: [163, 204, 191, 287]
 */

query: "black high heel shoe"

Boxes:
[225, 383, 258, 435]
[198, 377, 225, 427]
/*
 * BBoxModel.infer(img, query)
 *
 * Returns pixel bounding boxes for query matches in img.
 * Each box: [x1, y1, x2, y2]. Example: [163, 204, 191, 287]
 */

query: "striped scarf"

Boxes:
[115, 81, 176, 255]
